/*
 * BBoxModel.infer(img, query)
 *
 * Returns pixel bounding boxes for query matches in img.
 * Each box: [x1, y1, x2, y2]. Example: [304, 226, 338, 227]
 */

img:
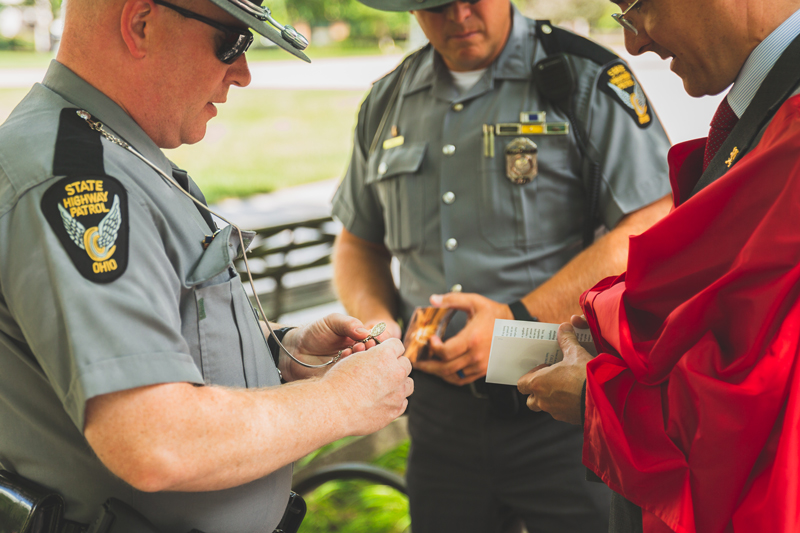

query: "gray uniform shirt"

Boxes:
[333, 8, 672, 332]
[0, 61, 290, 533]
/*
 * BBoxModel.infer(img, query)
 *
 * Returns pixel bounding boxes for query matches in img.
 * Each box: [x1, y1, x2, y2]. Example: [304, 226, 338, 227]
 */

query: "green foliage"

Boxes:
[273, 0, 410, 42]
[515, 0, 610, 26]
[164, 88, 365, 203]
[300, 440, 410, 533]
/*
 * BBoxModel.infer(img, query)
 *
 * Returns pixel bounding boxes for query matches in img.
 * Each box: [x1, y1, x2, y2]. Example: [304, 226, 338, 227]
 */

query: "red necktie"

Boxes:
[703, 97, 739, 171]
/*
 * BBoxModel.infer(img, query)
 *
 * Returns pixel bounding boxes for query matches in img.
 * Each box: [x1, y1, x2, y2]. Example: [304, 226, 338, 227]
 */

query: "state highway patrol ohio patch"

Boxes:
[41, 175, 129, 283]
[598, 60, 652, 128]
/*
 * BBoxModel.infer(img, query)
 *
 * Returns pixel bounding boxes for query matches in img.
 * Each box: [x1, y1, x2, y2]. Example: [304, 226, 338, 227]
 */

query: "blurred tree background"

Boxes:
[0, 0, 619, 52]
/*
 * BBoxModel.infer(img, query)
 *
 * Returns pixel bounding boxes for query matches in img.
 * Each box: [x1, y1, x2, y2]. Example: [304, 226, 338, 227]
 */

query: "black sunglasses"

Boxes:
[153, 0, 254, 64]
[424, 0, 482, 14]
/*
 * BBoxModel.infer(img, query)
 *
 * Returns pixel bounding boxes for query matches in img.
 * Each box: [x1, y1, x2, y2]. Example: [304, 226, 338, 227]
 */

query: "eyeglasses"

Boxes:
[423, 0, 482, 14]
[611, 0, 641, 35]
[153, 0, 254, 64]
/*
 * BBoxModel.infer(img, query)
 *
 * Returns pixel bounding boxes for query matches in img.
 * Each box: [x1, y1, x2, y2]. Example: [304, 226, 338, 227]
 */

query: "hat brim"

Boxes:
[356, 0, 454, 12]
[207, 0, 310, 62]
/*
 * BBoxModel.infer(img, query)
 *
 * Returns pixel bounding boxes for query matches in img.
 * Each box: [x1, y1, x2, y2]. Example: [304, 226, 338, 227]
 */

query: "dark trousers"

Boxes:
[406, 372, 611, 533]
[609, 492, 643, 533]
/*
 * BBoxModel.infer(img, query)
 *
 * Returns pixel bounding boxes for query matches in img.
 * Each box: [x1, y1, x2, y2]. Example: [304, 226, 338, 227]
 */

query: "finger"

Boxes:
[399, 354, 413, 375]
[516, 364, 548, 393]
[429, 332, 469, 362]
[415, 354, 468, 377]
[570, 314, 589, 329]
[526, 394, 542, 412]
[322, 312, 368, 339]
[557, 323, 590, 362]
[381, 338, 406, 358]
[430, 292, 477, 314]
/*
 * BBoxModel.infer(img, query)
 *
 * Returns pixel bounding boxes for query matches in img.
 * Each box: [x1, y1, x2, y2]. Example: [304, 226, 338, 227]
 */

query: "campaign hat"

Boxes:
[356, 0, 453, 12]
[207, 0, 310, 62]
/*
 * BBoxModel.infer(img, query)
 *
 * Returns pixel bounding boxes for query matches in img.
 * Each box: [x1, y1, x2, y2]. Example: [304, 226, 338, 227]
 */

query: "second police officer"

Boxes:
[332, 0, 673, 531]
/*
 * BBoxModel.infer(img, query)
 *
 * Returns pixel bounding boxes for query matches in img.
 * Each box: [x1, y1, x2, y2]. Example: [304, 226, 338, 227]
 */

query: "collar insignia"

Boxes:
[725, 147, 740, 168]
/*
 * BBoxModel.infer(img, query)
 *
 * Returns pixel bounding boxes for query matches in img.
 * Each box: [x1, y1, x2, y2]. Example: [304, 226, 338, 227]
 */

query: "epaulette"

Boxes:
[534, 20, 617, 66]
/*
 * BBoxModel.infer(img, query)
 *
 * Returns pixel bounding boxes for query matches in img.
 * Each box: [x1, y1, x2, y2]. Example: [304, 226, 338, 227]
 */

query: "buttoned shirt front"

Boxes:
[333, 8, 672, 331]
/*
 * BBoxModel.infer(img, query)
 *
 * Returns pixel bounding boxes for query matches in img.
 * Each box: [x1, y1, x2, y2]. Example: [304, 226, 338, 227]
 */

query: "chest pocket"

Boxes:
[479, 133, 582, 249]
[366, 142, 428, 253]
[186, 225, 278, 389]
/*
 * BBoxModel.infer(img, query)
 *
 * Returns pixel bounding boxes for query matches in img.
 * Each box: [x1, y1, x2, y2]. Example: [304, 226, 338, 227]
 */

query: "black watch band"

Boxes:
[508, 300, 538, 322]
[267, 326, 296, 370]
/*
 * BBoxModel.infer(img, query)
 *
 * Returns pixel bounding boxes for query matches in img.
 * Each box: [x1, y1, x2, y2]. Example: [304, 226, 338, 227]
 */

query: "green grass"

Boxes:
[0, 85, 365, 203]
[0, 50, 54, 68]
[300, 440, 410, 533]
[164, 87, 364, 203]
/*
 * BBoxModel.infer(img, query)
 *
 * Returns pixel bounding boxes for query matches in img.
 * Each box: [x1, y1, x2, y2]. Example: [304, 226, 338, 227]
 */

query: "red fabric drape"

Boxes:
[581, 94, 800, 533]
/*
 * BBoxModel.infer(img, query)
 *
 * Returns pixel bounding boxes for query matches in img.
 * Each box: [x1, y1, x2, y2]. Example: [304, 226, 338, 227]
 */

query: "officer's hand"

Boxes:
[517, 321, 592, 425]
[323, 338, 413, 436]
[414, 292, 513, 386]
[279, 313, 381, 381]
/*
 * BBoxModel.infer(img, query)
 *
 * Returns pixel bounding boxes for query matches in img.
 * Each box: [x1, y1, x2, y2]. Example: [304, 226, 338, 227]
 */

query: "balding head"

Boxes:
[612, 0, 800, 96]
[55, 0, 251, 148]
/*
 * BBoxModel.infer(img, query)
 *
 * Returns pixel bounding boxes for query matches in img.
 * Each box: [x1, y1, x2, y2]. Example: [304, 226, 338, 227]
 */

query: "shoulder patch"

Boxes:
[598, 60, 652, 128]
[41, 175, 129, 283]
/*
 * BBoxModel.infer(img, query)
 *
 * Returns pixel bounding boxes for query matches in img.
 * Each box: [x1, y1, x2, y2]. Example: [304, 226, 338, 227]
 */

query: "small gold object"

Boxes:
[369, 322, 387, 338]
[482, 124, 495, 158]
[725, 147, 739, 168]
[391, 125, 399, 137]
[337, 322, 387, 358]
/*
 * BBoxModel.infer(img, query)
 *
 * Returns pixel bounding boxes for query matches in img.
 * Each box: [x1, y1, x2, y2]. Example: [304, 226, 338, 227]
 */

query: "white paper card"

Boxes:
[486, 319, 597, 386]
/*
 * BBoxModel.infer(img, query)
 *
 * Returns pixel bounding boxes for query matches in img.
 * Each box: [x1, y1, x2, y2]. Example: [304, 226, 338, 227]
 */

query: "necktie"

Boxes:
[703, 97, 739, 171]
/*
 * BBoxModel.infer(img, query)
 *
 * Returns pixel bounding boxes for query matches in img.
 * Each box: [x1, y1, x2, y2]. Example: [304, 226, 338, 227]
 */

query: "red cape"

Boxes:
[582, 94, 800, 533]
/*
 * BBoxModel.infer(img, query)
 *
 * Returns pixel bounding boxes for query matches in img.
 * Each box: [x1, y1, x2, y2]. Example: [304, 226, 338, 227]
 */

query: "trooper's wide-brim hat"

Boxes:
[357, 0, 454, 12]
[207, 0, 310, 62]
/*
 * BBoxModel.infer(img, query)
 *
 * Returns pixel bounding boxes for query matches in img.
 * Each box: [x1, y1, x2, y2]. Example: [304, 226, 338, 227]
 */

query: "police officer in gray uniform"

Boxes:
[332, 0, 672, 531]
[0, 1, 413, 531]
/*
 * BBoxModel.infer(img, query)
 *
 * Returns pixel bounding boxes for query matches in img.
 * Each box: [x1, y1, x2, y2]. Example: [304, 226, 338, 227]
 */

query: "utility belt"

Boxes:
[0, 470, 305, 533]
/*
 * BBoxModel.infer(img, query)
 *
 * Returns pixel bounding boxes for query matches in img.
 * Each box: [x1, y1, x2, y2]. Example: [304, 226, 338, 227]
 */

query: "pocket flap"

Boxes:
[366, 142, 427, 184]
[187, 224, 255, 286]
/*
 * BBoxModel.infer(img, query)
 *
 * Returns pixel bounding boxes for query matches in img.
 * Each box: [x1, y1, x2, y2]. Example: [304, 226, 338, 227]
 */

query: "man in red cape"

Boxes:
[518, 0, 800, 532]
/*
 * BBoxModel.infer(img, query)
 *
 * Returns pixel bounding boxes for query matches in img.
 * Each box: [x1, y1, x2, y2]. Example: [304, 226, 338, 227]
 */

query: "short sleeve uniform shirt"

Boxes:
[0, 61, 289, 533]
[333, 9, 672, 333]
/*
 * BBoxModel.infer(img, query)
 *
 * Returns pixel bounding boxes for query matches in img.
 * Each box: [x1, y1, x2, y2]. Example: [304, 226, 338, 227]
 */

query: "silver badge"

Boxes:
[505, 137, 538, 185]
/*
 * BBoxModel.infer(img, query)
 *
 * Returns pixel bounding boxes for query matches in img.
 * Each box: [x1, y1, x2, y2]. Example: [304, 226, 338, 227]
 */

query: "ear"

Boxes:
[120, 0, 155, 60]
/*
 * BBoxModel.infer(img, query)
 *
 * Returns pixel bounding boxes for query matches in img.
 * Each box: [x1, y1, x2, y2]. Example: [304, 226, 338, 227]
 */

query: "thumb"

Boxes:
[557, 323, 582, 361]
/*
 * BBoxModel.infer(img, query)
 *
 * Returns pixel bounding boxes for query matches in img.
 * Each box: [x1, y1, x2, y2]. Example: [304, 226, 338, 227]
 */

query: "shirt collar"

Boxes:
[727, 8, 800, 117]
[404, 4, 532, 98]
[42, 60, 174, 176]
